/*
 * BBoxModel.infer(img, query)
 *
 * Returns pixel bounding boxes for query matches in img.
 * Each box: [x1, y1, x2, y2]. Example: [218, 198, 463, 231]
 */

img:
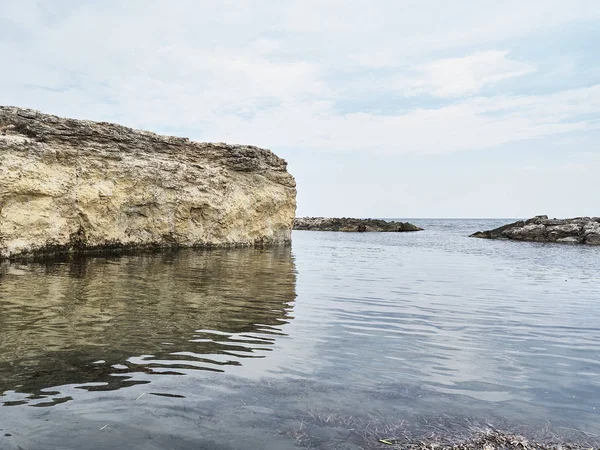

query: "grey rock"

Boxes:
[546, 223, 583, 241]
[505, 224, 546, 241]
[471, 216, 600, 245]
[294, 217, 423, 232]
[557, 236, 581, 244]
[525, 215, 548, 225]
[583, 222, 600, 245]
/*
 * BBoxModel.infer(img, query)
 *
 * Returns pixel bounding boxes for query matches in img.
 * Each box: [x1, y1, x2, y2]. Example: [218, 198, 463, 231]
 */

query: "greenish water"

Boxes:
[0, 220, 599, 449]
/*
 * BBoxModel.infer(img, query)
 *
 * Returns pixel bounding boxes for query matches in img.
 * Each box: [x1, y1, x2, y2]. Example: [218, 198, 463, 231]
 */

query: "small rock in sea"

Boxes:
[293, 217, 423, 232]
[471, 215, 600, 245]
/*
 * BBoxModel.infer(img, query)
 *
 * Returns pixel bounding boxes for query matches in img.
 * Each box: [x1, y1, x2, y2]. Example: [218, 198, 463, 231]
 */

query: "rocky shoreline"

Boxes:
[471, 215, 600, 245]
[294, 217, 423, 232]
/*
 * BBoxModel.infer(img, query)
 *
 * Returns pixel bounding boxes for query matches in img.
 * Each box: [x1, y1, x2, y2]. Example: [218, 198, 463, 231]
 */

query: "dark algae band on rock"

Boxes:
[471, 215, 600, 245]
[0, 106, 297, 259]
[294, 217, 423, 232]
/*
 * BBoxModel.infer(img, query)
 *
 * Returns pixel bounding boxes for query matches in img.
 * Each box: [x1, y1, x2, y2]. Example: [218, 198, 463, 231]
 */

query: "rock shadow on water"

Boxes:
[0, 247, 297, 406]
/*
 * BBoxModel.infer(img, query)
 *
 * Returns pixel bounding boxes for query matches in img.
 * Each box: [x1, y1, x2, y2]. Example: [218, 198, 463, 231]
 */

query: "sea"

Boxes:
[0, 219, 599, 449]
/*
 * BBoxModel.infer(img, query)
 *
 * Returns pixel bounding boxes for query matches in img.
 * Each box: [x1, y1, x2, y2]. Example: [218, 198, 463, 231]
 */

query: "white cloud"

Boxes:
[0, 0, 598, 156]
[392, 51, 535, 98]
[203, 85, 600, 155]
[346, 0, 600, 67]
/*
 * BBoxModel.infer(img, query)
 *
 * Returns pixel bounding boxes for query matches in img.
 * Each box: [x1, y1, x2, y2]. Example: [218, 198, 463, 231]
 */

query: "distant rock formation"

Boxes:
[294, 217, 423, 232]
[0, 107, 296, 259]
[471, 215, 600, 245]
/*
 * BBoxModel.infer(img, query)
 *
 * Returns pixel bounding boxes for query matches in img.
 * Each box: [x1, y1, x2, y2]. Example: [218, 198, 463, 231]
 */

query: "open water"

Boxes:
[0, 219, 599, 449]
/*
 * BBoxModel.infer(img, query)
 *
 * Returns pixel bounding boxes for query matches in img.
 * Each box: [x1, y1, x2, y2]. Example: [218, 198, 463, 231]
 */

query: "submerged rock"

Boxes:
[294, 217, 423, 232]
[0, 107, 296, 259]
[471, 215, 600, 245]
[288, 411, 598, 450]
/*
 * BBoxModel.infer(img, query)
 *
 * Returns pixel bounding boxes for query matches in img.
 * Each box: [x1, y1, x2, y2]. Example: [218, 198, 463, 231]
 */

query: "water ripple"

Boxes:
[1, 220, 599, 436]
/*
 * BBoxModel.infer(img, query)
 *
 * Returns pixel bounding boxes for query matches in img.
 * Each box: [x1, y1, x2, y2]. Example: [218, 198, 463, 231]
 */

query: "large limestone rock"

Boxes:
[471, 215, 600, 245]
[294, 217, 423, 232]
[0, 107, 296, 259]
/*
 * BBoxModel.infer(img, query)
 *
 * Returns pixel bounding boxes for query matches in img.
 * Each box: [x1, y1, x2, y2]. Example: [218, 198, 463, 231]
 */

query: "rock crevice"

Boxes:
[0, 106, 296, 259]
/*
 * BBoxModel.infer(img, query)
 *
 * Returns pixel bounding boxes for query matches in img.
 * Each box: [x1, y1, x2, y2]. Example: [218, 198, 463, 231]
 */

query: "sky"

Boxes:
[1, 0, 599, 218]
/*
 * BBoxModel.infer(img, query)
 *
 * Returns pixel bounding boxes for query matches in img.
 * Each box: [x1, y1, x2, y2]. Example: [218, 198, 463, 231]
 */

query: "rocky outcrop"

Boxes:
[0, 107, 296, 259]
[471, 215, 600, 245]
[294, 217, 423, 232]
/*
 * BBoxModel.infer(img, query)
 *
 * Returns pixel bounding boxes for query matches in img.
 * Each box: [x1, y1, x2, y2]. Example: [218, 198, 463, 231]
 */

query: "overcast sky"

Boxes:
[2, 0, 599, 218]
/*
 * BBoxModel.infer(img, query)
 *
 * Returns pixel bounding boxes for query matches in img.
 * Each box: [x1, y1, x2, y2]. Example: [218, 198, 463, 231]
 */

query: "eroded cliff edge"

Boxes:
[0, 107, 296, 259]
[471, 215, 600, 245]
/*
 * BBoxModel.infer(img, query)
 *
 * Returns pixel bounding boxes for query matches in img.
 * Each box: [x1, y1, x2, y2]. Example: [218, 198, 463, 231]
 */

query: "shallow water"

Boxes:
[1, 220, 599, 449]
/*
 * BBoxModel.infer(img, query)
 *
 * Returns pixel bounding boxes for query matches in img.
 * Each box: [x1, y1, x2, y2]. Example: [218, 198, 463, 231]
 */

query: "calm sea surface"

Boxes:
[1, 219, 599, 449]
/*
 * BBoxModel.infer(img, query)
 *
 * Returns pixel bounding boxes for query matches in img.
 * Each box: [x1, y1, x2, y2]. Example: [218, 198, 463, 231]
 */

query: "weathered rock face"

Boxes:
[294, 217, 423, 232]
[0, 107, 296, 259]
[471, 215, 600, 245]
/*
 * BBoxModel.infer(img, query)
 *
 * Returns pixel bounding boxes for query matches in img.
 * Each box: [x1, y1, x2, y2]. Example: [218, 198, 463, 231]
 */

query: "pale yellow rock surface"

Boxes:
[0, 107, 296, 259]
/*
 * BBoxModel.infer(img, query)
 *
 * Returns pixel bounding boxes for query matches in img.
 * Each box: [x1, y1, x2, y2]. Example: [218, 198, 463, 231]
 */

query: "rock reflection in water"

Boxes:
[0, 247, 296, 405]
